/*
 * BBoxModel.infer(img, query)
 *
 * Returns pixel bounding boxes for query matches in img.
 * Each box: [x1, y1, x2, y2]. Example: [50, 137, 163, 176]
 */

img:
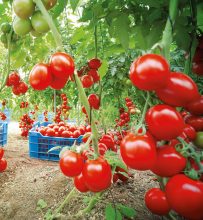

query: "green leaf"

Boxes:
[112, 14, 130, 49]
[98, 60, 109, 78]
[51, 0, 68, 19]
[37, 199, 47, 210]
[70, 0, 80, 12]
[105, 204, 116, 220]
[48, 146, 61, 153]
[197, 3, 203, 31]
[117, 204, 137, 218]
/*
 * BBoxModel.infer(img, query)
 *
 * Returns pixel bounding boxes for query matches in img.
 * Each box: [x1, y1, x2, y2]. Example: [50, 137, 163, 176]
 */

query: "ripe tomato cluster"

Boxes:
[78, 58, 101, 88]
[120, 53, 203, 219]
[53, 94, 71, 123]
[19, 113, 34, 138]
[20, 101, 29, 108]
[12, 0, 57, 37]
[192, 35, 203, 76]
[6, 71, 28, 96]
[60, 151, 112, 193]
[0, 112, 7, 121]
[0, 147, 7, 173]
[29, 52, 74, 91]
[36, 121, 88, 138]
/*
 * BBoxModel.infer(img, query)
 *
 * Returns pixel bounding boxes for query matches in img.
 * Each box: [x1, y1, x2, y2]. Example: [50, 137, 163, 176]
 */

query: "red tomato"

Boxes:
[73, 130, 81, 138]
[145, 188, 171, 215]
[151, 145, 186, 177]
[82, 157, 112, 192]
[59, 151, 84, 177]
[98, 143, 108, 155]
[81, 106, 87, 114]
[185, 115, 203, 131]
[183, 124, 196, 140]
[0, 158, 7, 172]
[88, 58, 102, 69]
[39, 128, 46, 136]
[29, 63, 52, 90]
[81, 75, 94, 88]
[120, 133, 157, 170]
[192, 62, 203, 76]
[116, 167, 129, 182]
[166, 174, 203, 220]
[87, 69, 100, 82]
[50, 75, 68, 90]
[186, 95, 203, 116]
[99, 134, 116, 151]
[46, 128, 55, 136]
[12, 86, 21, 95]
[88, 94, 100, 110]
[8, 71, 20, 86]
[74, 173, 89, 193]
[193, 47, 203, 62]
[85, 125, 91, 132]
[129, 54, 170, 91]
[18, 81, 28, 94]
[49, 52, 75, 78]
[156, 72, 200, 107]
[113, 173, 119, 183]
[61, 130, 70, 138]
[0, 148, 4, 159]
[146, 104, 185, 140]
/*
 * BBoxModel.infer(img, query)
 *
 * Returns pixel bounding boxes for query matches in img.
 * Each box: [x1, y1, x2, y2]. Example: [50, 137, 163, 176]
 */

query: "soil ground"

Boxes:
[0, 121, 161, 220]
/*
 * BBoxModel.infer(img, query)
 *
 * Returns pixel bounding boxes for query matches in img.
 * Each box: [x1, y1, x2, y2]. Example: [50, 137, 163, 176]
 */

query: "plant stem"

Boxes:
[74, 72, 99, 156]
[75, 192, 102, 218]
[160, 0, 179, 60]
[0, 31, 12, 92]
[94, 24, 98, 58]
[33, 0, 63, 51]
[53, 188, 77, 218]
[135, 92, 150, 133]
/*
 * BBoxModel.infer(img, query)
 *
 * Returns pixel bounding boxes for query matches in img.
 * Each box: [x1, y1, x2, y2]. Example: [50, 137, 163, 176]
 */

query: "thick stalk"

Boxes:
[161, 0, 179, 60]
[0, 32, 12, 92]
[53, 188, 77, 218]
[33, 0, 63, 51]
[75, 192, 102, 218]
[74, 72, 99, 156]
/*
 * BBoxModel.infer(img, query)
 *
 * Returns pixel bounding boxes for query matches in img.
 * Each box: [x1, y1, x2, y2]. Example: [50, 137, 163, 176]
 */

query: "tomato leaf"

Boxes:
[36, 199, 47, 210]
[105, 204, 116, 220]
[117, 204, 137, 218]
[48, 146, 61, 153]
[70, 0, 81, 12]
[98, 60, 108, 79]
[51, 0, 68, 19]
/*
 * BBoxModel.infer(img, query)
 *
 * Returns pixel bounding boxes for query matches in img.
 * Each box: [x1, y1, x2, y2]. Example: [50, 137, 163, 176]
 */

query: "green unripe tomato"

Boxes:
[0, 35, 7, 44]
[30, 30, 44, 37]
[31, 11, 50, 33]
[194, 132, 203, 149]
[42, 0, 57, 10]
[13, 17, 32, 36]
[1, 22, 11, 34]
[13, 0, 35, 19]
[125, 79, 132, 86]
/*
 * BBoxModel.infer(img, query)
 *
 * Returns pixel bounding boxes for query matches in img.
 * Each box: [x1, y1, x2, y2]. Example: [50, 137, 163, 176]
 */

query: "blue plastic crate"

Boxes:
[0, 122, 8, 146]
[29, 122, 83, 161]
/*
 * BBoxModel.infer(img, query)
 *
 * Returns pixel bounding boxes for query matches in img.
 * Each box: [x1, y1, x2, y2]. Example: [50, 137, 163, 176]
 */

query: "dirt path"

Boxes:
[0, 122, 160, 220]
